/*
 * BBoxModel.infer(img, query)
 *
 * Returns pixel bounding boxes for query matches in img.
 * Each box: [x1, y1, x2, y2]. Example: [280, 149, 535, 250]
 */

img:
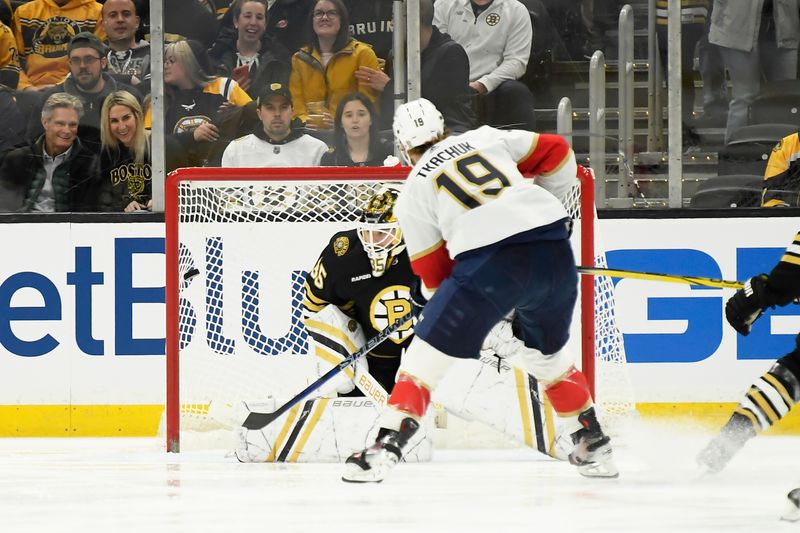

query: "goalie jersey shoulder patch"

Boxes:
[303, 229, 416, 357]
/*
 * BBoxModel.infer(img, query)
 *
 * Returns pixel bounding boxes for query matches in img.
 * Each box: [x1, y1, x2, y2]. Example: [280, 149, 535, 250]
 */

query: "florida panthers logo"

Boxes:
[32, 17, 81, 58]
[370, 285, 414, 344]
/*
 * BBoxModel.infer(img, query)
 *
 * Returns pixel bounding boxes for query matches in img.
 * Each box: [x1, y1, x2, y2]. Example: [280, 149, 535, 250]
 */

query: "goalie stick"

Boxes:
[241, 308, 419, 430]
[577, 266, 744, 289]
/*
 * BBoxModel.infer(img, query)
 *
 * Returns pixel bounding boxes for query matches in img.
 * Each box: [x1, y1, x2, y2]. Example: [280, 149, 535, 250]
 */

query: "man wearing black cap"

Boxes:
[221, 82, 328, 167]
[27, 32, 141, 148]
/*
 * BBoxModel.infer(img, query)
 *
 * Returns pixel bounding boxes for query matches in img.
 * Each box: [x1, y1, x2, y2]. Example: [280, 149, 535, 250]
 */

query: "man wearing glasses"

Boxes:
[28, 32, 141, 149]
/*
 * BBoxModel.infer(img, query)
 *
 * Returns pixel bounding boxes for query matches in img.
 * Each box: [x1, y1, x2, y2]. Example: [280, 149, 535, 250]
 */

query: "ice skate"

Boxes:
[567, 408, 619, 478]
[781, 488, 800, 522]
[696, 413, 755, 474]
[342, 418, 419, 483]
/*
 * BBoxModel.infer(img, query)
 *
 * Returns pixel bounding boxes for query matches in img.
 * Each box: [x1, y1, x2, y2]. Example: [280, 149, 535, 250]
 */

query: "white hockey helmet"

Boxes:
[356, 185, 405, 277]
[393, 98, 444, 164]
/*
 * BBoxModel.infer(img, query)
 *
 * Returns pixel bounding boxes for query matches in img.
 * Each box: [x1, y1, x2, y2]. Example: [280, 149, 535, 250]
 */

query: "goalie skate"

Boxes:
[342, 418, 419, 483]
[567, 408, 619, 478]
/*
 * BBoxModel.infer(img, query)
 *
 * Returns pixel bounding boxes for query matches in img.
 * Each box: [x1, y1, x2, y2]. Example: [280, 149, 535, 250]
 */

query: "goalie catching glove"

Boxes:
[726, 274, 773, 336]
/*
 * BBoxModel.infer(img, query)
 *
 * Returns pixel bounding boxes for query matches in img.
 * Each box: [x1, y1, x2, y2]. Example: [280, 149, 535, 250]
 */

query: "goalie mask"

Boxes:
[357, 187, 405, 277]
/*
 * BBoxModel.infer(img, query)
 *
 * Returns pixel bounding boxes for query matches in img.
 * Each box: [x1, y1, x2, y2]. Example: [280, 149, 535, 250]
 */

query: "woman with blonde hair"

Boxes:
[99, 90, 152, 212]
[145, 39, 253, 166]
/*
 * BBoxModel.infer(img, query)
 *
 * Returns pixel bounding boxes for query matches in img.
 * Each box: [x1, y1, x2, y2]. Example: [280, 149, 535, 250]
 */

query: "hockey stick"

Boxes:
[241, 308, 418, 430]
[577, 266, 744, 289]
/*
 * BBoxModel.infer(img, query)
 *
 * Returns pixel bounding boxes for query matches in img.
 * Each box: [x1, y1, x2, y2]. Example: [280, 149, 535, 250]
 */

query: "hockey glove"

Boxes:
[726, 274, 772, 336]
[409, 278, 429, 313]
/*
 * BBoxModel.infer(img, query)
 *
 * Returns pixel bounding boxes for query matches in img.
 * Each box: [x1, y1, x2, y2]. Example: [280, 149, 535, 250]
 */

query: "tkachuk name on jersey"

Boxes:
[351, 273, 372, 282]
[416, 141, 476, 177]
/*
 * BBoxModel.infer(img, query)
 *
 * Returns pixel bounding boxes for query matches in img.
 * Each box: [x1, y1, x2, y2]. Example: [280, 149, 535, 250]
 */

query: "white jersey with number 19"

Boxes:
[394, 125, 578, 293]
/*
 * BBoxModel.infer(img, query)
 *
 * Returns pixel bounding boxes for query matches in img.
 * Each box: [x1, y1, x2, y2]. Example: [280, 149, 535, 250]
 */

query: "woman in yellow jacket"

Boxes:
[289, 0, 385, 128]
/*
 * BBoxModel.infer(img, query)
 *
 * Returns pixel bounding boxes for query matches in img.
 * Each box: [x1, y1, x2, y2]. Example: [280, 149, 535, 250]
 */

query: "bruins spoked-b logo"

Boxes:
[333, 236, 350, 256]
[370, 285, 415, 344]
[174, 115, 212, 134]
[485, 12, 501, 26]
[32, 17, 82, 58]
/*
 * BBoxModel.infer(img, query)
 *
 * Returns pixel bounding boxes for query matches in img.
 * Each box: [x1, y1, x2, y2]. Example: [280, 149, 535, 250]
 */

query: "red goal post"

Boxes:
[164, 165, 630, 452]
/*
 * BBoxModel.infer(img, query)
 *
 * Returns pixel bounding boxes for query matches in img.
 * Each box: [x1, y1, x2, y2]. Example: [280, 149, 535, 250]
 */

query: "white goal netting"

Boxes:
[164, 167, 635, 451]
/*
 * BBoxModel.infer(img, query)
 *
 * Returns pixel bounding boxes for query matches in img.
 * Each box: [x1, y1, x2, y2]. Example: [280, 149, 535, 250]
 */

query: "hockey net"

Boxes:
[164, 166, 635, 452]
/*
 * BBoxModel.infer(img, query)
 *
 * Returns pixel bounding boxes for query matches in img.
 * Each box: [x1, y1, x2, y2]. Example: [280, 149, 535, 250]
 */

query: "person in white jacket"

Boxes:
[221, 82, 329, 167]
[434, 0, 536, 130]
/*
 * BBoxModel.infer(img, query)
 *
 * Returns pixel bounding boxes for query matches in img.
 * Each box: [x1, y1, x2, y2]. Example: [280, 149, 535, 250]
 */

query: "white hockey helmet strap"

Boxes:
[393, 98, 445, 162]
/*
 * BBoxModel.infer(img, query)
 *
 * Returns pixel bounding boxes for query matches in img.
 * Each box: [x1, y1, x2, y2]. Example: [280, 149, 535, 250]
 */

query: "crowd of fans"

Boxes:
[0, 0, 554, 213]
[1, 0, 797, 213]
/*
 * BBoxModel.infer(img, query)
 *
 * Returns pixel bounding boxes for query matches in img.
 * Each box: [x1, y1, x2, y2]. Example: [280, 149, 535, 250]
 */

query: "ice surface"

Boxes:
[0, 421, 797, 533]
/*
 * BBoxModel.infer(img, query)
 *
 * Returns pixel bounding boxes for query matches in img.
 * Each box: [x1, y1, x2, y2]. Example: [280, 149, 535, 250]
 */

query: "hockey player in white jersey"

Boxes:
[342, 98, 618, 483]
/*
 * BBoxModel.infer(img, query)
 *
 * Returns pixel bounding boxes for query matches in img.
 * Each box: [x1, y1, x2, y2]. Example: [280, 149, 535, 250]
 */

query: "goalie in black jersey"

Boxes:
[694, 230, 800, 520]
[301, 185, 415, 396]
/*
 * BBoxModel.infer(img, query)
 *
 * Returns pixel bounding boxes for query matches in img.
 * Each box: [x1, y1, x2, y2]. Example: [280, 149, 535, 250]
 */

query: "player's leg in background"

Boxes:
[697, 336, 800, 474]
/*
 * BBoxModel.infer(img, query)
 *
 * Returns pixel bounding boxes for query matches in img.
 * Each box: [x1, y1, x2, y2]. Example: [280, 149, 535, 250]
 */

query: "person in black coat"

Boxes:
[208, 0, 291, 99]
[321, 92, 393, 167]
[213, 0, 313, 56]
[0, 93, 100, 213]
[376, 0, 476, 132]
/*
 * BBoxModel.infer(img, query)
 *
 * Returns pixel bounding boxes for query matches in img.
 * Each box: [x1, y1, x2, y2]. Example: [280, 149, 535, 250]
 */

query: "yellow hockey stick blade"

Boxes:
[577, 266, 744, 290]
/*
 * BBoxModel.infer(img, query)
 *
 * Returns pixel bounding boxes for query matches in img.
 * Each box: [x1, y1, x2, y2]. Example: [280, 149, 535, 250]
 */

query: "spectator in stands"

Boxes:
[163, 0, 219, 47]
[101, 0, 151, 94]
[434, 0, 537, 131]
[0, 93, 100, 212]
[97, 90, 151, 212]
[708, 0, 800, 142]
[13, 0, 104, 91]
[321, 92, 393, 166]
[208, 0, 291, 99]
[655, 0, 709, 151]
[418, 0, 475, 132]
[145, 39, 252, 167]
[289, 0, 382, 128]
[372, 0, 476, 132]
[0, 21, 20, 89]
[761, 130, 800, 207]
[695, 0, 728, 126]
[28, 32, 141, 149]
[343, 0, 394, 62]
[212, 0, 313, 57]
[0, 85, 25, 158]
[0, 0, 11, 28]
[221, 82, 329, 166]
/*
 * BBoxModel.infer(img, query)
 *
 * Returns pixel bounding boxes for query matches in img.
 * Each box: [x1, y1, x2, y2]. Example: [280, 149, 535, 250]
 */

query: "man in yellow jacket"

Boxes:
[13, 0, 104, 90]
